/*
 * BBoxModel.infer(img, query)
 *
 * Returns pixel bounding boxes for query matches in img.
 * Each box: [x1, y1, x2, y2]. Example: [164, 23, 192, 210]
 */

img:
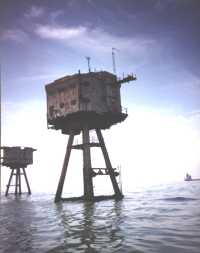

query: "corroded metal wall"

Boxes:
[45, 71, 121, 123]
[1, 147, 36, 167]
[46, 78, 79, 120]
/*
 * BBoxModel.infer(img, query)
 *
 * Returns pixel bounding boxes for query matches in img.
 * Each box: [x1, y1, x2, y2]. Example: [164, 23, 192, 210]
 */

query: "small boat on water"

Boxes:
[184, 173, 200, 182]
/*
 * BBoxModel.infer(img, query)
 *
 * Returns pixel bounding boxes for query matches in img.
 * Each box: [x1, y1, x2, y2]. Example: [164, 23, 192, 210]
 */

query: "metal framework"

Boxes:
[5, 167, 31, 196]
[0, 146, 35, 196]
[55, 127, 123, 202]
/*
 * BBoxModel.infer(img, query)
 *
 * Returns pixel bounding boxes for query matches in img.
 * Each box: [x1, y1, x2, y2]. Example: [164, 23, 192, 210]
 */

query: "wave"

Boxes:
[160, 196, 197, 201]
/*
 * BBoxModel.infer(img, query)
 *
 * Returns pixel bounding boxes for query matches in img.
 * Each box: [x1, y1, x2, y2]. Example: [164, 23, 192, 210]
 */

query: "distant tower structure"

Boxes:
[45, 69, 136, 202]
[0, 146, 36, 195]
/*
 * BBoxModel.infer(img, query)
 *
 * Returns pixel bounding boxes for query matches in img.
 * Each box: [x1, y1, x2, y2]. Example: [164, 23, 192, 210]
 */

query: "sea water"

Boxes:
[0, 181, 200, 253]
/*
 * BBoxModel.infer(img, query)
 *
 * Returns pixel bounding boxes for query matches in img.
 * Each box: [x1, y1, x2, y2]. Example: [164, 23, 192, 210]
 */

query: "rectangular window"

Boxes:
[71, 99, 76, 106]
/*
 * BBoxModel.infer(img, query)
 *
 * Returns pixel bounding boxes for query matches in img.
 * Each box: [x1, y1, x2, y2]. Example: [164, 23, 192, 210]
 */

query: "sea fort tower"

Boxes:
[45, 69, 136, 202]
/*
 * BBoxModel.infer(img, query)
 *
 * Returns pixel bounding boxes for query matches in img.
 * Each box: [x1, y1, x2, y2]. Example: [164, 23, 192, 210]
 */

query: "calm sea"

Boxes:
[0, 181, 200, 253]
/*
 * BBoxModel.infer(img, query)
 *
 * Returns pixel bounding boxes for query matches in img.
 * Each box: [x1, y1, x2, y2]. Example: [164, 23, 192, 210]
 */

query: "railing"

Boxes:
[74, 135, 98, 145]
[122, 107, 128, 114]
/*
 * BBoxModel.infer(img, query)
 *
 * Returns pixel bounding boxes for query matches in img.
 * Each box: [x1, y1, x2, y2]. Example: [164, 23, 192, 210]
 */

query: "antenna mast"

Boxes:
[86, 56, 91, 72]
[112, 47, 117, 74]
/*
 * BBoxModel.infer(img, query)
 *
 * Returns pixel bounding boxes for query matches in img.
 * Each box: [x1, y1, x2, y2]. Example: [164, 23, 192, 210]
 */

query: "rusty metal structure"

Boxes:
[45, 70, 136, 202]
[0, 146, 36, 195]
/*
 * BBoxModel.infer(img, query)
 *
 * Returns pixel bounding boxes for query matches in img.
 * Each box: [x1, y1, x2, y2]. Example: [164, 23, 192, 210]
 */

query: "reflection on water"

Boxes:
[0, 182, 200, 253]
[50, 201, 127, 253]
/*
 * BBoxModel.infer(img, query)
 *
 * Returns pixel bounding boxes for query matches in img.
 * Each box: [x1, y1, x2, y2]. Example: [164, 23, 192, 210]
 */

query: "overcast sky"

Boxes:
[1, 0, 200, 194]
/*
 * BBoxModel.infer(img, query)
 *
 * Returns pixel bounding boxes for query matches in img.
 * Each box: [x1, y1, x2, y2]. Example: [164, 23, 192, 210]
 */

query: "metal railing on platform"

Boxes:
[122, 107, 128, 114]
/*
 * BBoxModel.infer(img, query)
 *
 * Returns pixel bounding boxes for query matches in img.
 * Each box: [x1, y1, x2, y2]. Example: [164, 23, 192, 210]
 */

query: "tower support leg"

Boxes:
[22, 168, 31, 194]
[55, 133, 75, 202]
[96, 129, 123, 198]
[6, 167, 31, 196]
[18, 168, 22, 194]
[82, 126, 94, 200]
[15, 169, 19, 195]
[5, 169, 14, 196]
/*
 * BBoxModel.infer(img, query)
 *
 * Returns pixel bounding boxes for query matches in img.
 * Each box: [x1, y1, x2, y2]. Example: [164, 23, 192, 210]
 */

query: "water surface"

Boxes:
[0, 182, 200, 253]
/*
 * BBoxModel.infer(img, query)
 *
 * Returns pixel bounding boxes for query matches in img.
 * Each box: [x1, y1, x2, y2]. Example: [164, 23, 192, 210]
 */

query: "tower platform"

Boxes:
[0, 146, 36, 195]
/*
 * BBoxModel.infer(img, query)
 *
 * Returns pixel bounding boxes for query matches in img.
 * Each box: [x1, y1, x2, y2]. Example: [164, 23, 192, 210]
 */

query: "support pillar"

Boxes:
[54, 128, 123, 202]
[5, 169, 14, 196]
[55, 133, 75, 202]
[15, 169, 19, 195]
[82, 126, 94, 200]
[22, 168, 31, 194]
[18, 169, 22, 194]
[5, 167, 31, 196]
[96, 129, 123, 198]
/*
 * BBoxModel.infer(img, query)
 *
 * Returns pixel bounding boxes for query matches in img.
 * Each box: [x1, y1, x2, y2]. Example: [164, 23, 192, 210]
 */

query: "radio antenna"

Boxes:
[86, 56, 91, 72]
[112, 47, 117, 74]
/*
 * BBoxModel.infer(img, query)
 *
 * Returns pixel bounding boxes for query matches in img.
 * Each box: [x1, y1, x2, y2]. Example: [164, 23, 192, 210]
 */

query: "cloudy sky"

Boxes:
[1, 0, 200, 194]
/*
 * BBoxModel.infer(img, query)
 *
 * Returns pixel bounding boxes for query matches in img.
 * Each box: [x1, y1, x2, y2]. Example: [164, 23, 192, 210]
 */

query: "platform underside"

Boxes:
[48, 111, 127, 135]
[61, 194, 124, 202]
[2, 162, 28, 168]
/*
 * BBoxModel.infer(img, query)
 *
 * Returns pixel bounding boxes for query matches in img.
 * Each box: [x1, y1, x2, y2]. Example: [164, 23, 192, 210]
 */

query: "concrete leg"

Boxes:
[82, 126, 94, 200]
[55, 133, 75, 202]
[22, 168, 31, 194]
[96, 129, 123, 198]
[5, 169, 14, 196]
[15, 169, 18, 195]
[18, 168, 22, 194]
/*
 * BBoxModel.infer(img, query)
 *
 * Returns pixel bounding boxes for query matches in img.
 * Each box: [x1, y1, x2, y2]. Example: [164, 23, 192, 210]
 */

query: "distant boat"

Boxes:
[185, 178, 200, 181]
[184, 173, 200, 182]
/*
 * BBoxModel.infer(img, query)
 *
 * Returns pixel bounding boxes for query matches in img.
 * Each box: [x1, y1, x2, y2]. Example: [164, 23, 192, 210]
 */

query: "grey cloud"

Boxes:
[24, 6, 45, 19]
[0, 29, 28, 43]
